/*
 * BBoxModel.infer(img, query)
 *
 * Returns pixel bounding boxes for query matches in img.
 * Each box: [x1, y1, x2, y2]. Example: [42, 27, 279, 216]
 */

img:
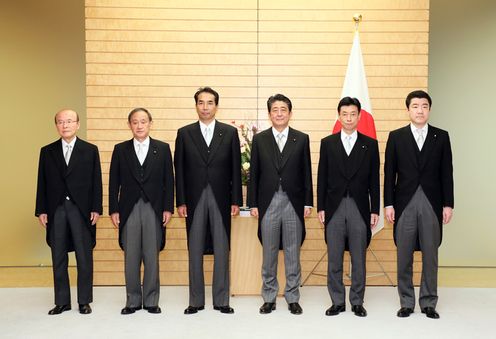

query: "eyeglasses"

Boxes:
[56, 120, 78, 126]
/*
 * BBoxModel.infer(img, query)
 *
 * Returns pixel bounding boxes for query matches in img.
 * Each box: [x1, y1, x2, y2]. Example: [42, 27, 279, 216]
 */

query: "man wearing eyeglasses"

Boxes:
[35, 109, 102, 315]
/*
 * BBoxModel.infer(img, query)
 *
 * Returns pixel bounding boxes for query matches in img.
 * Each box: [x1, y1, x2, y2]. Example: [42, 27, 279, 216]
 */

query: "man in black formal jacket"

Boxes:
[384, 90, 454, 319]
[317, 97, 380, 317]
[174, 87, 242, 314]
[109, 108, 174, 315]
[35, 109, 102, 315]
[249, 94, 313, 315]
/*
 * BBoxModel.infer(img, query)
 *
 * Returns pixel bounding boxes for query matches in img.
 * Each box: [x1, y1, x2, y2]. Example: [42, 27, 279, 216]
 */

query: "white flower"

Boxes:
[242, 162, 250, 170]
[240, 145, 246, 153]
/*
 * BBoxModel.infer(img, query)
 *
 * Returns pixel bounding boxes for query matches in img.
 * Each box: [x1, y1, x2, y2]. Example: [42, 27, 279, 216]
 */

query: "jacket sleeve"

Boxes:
[369, 139, 380, 214]
[248, 134, 259, 208]
[163, 143, 175, 213]
[441, 132, 454, 208]
[108, 145, 120, 215]
[35, 148, 47, 216]
[174, 129, 186, 207]
[92, 145, 103, 214]
[303, 134, 313, 207]
[316, 139, 327, 212]
[231, 129, 243, 206]
[383, 131, 397, 207]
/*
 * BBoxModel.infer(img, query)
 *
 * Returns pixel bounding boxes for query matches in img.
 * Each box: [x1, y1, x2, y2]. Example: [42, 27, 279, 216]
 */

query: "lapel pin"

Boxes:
[293, 138, 296, 142]
[434, 134, 437, 138]
[153, 150, 157, 154]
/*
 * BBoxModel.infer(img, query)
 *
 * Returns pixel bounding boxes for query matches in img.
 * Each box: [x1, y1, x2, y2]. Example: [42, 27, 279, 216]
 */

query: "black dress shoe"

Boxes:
[214, 305, 234, 314]
[144, 306, 161, 314]
[351, 305, 367, 317]
[184, 305, 205, 314]
[397, 307, 414, 318]
[78, 304, 92, 314]
[325, 304, 345, 316]
[259, 302, 276, 314]
[48, 304, 71, 315]
[288, 302, 303, 315]
[421, 307, 440, 319]
[121, 306, 142, 315]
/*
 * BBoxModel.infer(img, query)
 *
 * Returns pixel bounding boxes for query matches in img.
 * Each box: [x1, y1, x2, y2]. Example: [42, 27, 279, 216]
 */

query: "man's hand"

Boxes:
[231, 205, 240, 216]
[304, 207, 312, 218]
[250, 207, 259, 218]
[370, 213, 379, 229]
[110, 212, 120, 228]
[162, 211, 172, 227]
[443, 207, 453, 224]
[177, 205, 188, 218]
[385, 207, 395, 224]
[38, 214, 48, 228]
[317, 210, 325, 226]
[90, 212, 100, 225]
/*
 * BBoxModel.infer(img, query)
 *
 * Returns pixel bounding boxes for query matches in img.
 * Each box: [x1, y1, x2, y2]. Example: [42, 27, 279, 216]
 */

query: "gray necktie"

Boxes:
[276, 133, 284, 152]
[345, 135, 352, 155]
[417, 129, 425, 150]
[137, 143, 144, 165]
[64, 145, 72, 165]
[204, 126, 211, 146]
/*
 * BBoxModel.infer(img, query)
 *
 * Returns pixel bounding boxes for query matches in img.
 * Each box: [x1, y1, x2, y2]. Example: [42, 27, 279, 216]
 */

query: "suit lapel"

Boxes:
[207, 121, 225, 164]
[49, 139, 67, 177]
[333, 134, 347, 177]
[142, 138, 158, 181]
[188, 122, 209, 163]
[347, 133, 367, 179]
[262, 129, 281, 171]
[404, 126, 420, 169]
[419, 125, 437, 170]
[123, 139, 141, 183]
[279, 127, 297, 170]
[65, 138, 80, 177]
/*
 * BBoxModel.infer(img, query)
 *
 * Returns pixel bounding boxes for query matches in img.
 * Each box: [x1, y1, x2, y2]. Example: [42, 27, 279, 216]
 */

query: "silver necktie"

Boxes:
[417, 129, 425, 150]
[64, 145, 72, 165]
[346, 135, 352, 155]
[276, 133, 284, 152]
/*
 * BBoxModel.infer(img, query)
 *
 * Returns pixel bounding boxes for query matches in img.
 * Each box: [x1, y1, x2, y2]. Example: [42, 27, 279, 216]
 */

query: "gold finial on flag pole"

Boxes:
[353, 14, 362, 31]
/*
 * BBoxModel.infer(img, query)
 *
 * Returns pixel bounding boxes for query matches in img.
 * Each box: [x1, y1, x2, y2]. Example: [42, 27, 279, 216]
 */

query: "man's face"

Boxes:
[407, 97, 430, 127]
[269, 100, 292, 130]
[128, 110, 152, 141]
[338, 105, 360, 134]
[196, 92, 217, 123]
[55, 110, 80, 141]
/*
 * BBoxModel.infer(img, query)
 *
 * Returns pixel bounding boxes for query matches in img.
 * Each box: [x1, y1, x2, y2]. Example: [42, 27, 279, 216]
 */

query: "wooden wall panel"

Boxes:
[86, 0, 429, 287]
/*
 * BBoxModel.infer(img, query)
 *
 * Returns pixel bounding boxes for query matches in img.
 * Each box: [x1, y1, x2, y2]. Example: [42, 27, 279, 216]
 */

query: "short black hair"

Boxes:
[267, 94, 292, 112]
[405, 90, 432, 108]
[128, 107, 152, 122]
[337, 97, 361, 114]
[194, 87, 219, 105]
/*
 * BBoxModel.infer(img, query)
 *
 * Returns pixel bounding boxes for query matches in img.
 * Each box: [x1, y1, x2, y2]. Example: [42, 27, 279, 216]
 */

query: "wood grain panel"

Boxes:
[86, 0, 429, 289]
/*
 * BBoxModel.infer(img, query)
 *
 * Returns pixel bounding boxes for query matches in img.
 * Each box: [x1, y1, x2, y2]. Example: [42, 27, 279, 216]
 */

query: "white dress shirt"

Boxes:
[133, 136, 150, 165]
[62, 137, 77, 165]
[199, 120, 215, 146]
[340, 130, 357, 156]
[411, 123, 428, 151]
[272, 126, 289, 151]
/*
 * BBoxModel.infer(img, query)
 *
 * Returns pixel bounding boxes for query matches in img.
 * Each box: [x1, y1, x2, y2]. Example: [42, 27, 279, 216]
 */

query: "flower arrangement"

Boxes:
[231, 120, 259, 186]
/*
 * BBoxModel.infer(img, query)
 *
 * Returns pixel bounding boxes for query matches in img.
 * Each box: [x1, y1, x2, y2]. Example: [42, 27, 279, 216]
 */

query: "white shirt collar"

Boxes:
[340, 130, 357, 143]
[272, 126, 289, 139]
[199, 119, 216, 132]
[410, 123, 428, 136]
[133, 136, 150, 147]
[62, 137, 77, 149]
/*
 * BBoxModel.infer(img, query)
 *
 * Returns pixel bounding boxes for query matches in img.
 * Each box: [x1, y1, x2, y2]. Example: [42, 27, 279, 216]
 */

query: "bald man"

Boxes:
[35, 109, 102, 315]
